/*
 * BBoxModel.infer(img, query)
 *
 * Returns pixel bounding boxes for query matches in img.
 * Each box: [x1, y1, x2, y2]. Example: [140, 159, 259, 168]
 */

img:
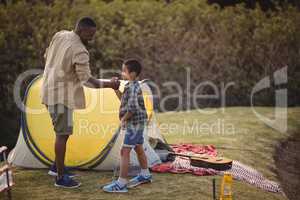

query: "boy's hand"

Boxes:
[110, 77, 120, 90]
[121, 118, 127, 129]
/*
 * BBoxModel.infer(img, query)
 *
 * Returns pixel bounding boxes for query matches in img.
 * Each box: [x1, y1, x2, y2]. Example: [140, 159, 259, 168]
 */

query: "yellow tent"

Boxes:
[8, 76, 163, 170]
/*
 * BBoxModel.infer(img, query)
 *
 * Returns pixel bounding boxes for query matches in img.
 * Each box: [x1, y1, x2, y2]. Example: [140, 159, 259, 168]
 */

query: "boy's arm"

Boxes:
[114, 89, 123, 100]
[121, 111, 133, 128]
[121, 87, 139, 125]
[121, 112, 133, 121]
[127, 87, 139, 114]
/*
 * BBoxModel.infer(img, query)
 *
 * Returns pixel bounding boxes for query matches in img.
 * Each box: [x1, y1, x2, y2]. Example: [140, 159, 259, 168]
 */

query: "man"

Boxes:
[41, 17, 120, 188]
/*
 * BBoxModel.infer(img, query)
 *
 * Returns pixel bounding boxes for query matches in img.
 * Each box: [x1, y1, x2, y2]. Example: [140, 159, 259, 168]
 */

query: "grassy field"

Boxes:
[1, 107, 299, 200]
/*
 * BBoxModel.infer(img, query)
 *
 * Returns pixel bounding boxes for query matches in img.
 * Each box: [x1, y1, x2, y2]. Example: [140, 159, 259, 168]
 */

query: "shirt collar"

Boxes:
[71, 30, 82, 42]
[125, 80, 138, 88]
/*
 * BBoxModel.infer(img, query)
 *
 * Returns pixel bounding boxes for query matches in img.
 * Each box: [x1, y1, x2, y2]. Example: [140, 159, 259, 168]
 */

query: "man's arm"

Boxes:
[44, 32, 60, 62]
[85, 77, 120, 89]
[73, 50, 120, 89]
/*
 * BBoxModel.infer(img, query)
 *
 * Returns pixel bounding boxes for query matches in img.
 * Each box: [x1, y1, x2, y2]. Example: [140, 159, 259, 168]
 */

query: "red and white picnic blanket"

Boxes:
[151, 144, 282, 193]
[151, 144, 218, 176]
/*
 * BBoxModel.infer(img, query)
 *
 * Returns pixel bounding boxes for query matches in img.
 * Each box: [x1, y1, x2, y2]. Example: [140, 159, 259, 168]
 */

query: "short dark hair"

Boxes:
[76, 17, 96, 29]
[123, 59, 142, 76]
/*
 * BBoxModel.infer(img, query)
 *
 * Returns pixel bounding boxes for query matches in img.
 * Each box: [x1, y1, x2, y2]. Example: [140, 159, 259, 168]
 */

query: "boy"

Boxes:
[103, 59, 152, 193]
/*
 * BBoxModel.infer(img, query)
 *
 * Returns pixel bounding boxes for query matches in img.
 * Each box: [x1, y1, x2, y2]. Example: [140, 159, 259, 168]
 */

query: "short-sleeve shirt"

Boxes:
[41, 30, 92, 109]
[119, 80, 148, 126]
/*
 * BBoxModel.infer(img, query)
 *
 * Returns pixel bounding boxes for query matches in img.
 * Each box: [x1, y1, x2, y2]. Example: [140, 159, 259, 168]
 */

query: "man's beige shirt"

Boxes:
[41, 30, 92, 109]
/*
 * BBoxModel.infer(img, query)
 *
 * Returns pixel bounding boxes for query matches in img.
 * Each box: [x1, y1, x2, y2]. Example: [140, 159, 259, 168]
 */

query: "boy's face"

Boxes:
[121, 64, 136, 80]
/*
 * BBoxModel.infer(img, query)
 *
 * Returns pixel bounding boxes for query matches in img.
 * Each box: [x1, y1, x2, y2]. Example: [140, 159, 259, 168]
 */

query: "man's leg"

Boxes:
[55, 135, 69, 179]
[54, 132, 80, 188]
[48, 104, 80, 188]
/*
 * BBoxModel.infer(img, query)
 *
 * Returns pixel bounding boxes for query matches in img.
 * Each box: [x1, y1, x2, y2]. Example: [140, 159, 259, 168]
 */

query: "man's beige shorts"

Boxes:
[47, 104, 73, 136]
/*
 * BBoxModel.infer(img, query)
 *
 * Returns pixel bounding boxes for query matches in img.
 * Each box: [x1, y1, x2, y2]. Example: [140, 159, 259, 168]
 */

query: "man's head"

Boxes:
[75, 17, 97, 45]
[122, 59, 142, 81]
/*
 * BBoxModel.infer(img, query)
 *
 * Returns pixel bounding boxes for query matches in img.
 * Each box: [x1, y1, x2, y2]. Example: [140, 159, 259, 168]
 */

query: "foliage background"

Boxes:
[0, 0, 299, 148]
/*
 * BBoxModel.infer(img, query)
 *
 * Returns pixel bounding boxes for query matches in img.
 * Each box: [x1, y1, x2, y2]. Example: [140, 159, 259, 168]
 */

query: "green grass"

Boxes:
[1, 107, 300, 200]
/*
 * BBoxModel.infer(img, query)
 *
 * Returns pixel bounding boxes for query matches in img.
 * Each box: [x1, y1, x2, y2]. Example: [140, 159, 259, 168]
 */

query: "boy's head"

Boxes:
[122, 59, 142, 80]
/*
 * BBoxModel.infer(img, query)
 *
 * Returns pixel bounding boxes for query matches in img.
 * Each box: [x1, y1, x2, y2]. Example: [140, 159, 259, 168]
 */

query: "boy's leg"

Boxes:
[103, 126, 147, 192]
[135, 144, 151, 177]
[127, 144, 152, 188]
[102, 147, 131, 192]
[119, 147, 131, 180]
[134, 144, 149, 170]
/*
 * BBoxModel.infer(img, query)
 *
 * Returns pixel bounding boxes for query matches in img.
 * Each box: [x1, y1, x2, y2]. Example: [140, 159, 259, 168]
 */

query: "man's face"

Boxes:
[79, 27, 96, 45]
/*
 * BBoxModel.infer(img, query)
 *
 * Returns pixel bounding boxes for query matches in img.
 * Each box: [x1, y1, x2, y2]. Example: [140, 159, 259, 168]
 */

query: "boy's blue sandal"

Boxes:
[127, 174, 152, 188]
[48, 164, 76, 178]
[102, 181, 128, 193]
[54, 175, 81, 189]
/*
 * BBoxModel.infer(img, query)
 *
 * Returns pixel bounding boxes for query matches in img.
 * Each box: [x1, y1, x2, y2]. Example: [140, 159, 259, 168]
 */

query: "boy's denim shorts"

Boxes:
[123, 124, 145, 148]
